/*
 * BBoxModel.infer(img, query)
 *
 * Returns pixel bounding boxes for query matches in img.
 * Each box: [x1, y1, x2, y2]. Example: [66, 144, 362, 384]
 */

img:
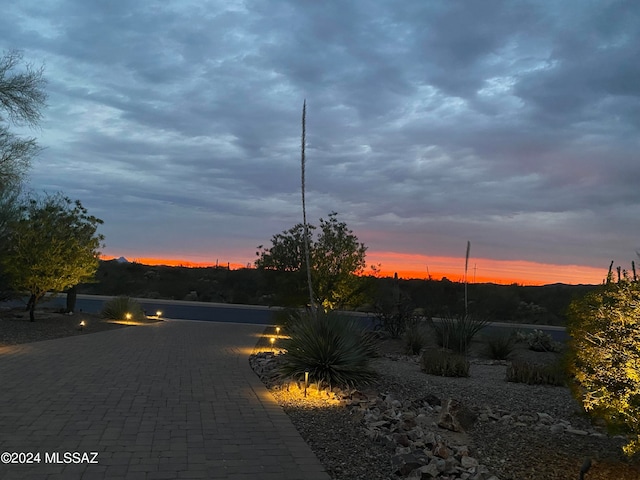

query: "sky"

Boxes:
[2, 0, 639, 285]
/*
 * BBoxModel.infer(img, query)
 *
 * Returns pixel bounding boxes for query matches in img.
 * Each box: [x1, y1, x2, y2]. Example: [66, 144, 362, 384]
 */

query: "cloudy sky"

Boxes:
[3, 0, 639, 284]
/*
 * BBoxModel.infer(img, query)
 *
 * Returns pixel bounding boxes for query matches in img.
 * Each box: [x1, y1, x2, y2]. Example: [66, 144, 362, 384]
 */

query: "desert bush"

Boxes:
[404, 324, 427, 355]
[506, 360, 566, 386]
[485, 334, 515, 360]
[101, 296, 146, 322]
[512, 329, 529, 344]
[431, 314, 489, 353]
[567, 277, 640, 456]
[278, 310, 377, 388]
[527, 329, 560, 352]
[374, 299, 416, 339]
[421, 348, 469, 377]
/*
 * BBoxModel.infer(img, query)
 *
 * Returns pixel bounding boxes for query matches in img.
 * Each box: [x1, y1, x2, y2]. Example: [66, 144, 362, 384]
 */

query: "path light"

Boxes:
[156, 310, 162, 318]
[304, 371, 309, 397]
[79, 320, 85, 332]
[125, 313, 132, 321]
[276, 326, 281, 336]
[270, 337, 275, 353]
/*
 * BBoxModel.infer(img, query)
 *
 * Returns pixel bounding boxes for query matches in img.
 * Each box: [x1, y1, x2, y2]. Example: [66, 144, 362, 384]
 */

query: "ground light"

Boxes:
[270, 337, 275, 353]
[125, 313, 132, 321]
[276, 326, 281, 336]
[156, 310, 162, 318]
[304, 371, 309, 397]
[79, 321, 85, 332]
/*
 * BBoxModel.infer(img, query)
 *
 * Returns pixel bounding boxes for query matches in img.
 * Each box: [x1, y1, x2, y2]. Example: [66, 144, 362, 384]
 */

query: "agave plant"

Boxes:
[278, 310, 377, 388]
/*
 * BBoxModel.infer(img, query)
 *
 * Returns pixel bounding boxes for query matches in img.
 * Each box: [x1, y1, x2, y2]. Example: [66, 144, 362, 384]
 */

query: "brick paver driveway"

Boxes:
[0, 320, 330, 480]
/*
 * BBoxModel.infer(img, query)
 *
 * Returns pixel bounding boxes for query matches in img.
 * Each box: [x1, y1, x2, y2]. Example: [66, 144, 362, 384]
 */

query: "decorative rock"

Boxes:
[536, 412, 553, 424]
[460, 455, 479, 469]
[550, 424, 565, 434]
[414, 461, 440, 478]
[433, 445, 450, 460]
[391, 453, 425, 476]
[394, 433, 412, 447]
[437, 398, 478, 432]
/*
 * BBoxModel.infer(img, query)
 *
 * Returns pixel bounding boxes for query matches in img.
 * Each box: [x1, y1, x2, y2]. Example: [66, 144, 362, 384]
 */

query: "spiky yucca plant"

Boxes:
[279, 310, 377, 388]
[432, 313, 489, 353]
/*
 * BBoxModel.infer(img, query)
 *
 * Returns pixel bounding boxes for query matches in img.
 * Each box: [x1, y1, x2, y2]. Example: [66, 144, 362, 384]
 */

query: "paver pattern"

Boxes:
[0, 320, 330, 480]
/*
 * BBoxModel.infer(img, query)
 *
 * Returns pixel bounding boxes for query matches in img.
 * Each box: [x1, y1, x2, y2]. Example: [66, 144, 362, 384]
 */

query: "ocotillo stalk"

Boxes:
[300, 100, 316, 314]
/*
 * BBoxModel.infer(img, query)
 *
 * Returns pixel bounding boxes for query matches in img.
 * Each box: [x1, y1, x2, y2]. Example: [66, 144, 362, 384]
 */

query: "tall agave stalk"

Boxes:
[464, 241, 470, 315]
[300, 100, 316, 314]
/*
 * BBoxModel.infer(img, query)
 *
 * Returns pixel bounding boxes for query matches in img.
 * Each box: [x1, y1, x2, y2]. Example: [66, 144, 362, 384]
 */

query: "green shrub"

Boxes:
[485, 334, 515, 360]
[101, 296, 146, 322]
[421, 348, 469, 377]
[432, 314, 489, 353]
[567, 278, 640, 457]
[512, 329, 529, 344]
[527, 329, 559, 352]
[404, 324, 427, 355]
[506, 360, 566, 386]
[278, 310, 377, 388]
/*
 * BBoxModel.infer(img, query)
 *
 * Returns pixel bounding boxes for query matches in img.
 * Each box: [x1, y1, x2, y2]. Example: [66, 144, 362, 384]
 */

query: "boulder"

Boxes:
[437, 398, 478, 433]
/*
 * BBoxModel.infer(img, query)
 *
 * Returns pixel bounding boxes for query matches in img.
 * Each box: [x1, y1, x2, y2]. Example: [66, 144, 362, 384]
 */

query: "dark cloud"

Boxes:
[3, 0, 639, 277]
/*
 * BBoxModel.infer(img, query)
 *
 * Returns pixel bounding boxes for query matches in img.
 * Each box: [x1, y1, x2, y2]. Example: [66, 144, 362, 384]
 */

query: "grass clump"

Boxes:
[431, 314, 489, 353]
[404, 323, 427, 355]
[101, 296, 146, 322]
[485, 333, 516, 360]
[506, 360, 566, 386]
[421, 348, 469, 377]
[278, 310, 377, 388]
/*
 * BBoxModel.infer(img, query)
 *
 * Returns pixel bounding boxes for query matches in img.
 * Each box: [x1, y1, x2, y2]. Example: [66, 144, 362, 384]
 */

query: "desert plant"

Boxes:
[101, 296, 146, 322]
[506, 360, 566, 386]
[567, 276, 640, 456]
[485, 333, 515, 360]
[527, 329, 559, 352]
[421, 348, 469, 377]
[512, 329, 529, 344]
[278, 310, 377, 388]
[299, 100, 315, 313]
[404, 324, 427, 355]
[431, 314, 489, 353]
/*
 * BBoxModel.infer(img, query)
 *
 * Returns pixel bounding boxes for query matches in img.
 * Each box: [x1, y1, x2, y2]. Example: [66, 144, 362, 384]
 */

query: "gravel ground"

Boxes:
[0, 305, 160, 347]
[0, 306, 130, 346]
[254, 333, 640, 480]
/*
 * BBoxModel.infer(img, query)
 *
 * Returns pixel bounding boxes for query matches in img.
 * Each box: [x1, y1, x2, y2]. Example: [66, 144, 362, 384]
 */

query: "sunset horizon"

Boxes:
[101, 251, 608, 287]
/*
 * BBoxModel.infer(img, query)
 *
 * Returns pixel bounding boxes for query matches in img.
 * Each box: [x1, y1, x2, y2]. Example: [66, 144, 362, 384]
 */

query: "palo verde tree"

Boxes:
[1, 194, 104, 321]
[0, 50, 46, 188]
[0, 50, 46, 297]
[567, 270, 640, 456]
[256, 212, 368, 310]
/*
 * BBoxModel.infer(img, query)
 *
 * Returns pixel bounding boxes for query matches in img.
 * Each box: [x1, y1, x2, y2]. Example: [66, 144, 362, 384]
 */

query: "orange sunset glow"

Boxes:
[102, 252, 606, 286]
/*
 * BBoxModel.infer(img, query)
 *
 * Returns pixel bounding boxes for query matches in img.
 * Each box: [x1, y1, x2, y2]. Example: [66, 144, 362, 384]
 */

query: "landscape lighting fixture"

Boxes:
[276, 326, 281, 336]
[156, 310, 162, 318]
[304, 371, 309, 397]
[270, 337, 275, 353]
[79, 320, 85, 331]
[125, 313, 132, 321]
